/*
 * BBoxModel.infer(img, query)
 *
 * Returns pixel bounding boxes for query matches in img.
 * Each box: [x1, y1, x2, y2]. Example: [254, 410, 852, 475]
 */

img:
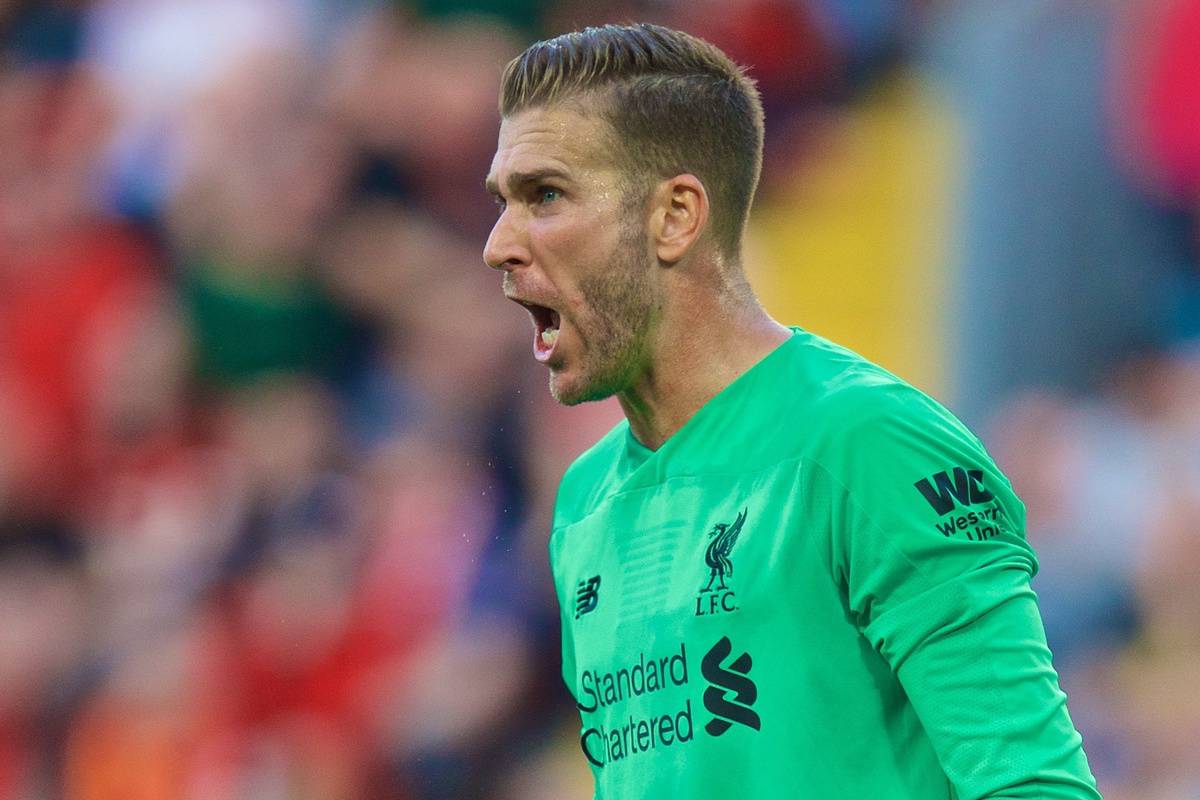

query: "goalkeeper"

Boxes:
[483, 22, 1102, 799]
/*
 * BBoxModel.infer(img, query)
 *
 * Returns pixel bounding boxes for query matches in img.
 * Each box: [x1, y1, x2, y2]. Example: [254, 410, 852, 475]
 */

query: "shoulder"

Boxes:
[792, 343, 1024, 538]
[768, 330, 979, 459]
[813, 376, 979, 458]
[774, 333, 1011, 504]
[804, 377, 997, 502]
[552, 418, 629, 530]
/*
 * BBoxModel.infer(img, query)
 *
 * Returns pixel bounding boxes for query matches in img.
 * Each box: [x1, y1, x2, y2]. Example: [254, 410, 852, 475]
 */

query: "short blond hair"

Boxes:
[499, 23, 764, 260]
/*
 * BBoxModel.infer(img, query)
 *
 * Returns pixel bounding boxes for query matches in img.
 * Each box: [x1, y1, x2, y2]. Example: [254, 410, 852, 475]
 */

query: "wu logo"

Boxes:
[701, 636, 760, 736]
[696, 508, 746, 617]
[914, 467, 993, 516]
[575, 575, 601, 619]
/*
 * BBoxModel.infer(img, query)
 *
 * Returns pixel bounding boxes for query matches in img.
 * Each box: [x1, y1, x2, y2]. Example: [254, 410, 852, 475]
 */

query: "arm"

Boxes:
[819, 389, 1102, 799]
[861, 534, 1101, 799]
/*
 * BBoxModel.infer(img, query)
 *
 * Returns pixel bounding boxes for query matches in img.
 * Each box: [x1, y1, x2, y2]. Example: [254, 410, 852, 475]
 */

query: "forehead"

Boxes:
[487, 105, 617, 189]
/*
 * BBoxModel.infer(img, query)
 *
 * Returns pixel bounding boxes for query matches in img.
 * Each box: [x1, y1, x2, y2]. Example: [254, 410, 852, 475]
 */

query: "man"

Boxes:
[483, 23, 1102, 799]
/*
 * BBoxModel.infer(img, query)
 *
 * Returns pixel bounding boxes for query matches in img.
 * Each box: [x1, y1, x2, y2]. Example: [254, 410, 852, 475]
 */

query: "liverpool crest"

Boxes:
[696, 508, 747, 616]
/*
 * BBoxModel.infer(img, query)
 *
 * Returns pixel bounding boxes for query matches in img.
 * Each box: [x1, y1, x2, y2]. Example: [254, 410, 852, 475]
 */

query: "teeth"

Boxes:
[541, 328, 558, 347]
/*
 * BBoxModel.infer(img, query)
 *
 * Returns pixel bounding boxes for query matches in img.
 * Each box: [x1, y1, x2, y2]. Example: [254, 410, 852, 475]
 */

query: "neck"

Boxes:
[617, 272, 791, 450]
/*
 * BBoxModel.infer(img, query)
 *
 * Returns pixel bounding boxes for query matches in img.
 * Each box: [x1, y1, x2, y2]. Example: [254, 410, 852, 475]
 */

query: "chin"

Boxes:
[548, 369, 616, 407]
[548, 373, 589, 406]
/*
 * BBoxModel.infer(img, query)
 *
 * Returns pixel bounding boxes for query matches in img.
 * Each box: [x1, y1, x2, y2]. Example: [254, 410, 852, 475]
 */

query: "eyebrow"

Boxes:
[484, 168, 572, 197]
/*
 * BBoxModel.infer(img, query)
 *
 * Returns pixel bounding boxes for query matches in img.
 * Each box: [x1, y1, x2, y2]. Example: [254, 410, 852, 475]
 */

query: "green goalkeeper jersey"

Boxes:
[549, 328, 1101, 800]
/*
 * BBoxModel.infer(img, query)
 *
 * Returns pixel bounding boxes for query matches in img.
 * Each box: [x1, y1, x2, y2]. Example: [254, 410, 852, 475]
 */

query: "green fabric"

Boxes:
[550, 328, 1101, 799]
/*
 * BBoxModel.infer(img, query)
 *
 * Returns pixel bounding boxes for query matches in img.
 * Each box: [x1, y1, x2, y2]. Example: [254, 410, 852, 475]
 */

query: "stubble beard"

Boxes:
[549, 221, 655, 406]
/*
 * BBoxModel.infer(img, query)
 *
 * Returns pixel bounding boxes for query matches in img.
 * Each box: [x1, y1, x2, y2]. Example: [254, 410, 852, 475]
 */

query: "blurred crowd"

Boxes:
[0, 0, 1197, 798]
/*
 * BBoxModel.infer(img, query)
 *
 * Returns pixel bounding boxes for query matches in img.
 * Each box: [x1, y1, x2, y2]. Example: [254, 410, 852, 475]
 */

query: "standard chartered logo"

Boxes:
[578, 643, 694, 767]
[578, 636, 760, 768]
[700, 635, 761, 736]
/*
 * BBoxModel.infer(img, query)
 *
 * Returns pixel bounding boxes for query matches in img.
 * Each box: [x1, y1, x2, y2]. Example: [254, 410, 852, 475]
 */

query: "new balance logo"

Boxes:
[575, 575, 601, 618]
[701, 636, 760, 736]
[914, 467, 994, 516]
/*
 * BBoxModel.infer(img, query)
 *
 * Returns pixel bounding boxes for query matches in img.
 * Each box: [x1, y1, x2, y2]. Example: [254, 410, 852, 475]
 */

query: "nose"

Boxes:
[483, 208, 529, 272]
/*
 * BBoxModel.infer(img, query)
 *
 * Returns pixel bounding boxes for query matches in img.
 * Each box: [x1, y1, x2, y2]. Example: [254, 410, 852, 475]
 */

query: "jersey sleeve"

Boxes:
[814, 387, 1102, 800]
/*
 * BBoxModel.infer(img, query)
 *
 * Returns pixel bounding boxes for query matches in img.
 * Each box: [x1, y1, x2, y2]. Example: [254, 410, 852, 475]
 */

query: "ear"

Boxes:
[649, 174, 709, 264]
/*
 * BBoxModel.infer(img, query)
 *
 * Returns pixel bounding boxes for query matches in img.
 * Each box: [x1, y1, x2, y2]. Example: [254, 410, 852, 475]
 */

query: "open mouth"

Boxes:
[515, 300, 561, 362]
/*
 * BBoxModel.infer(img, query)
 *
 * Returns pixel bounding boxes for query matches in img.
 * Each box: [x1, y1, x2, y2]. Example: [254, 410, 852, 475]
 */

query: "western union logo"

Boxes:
[914, 467, 994, 516]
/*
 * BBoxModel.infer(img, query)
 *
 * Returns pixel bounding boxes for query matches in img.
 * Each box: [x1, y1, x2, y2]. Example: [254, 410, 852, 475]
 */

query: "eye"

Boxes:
[537, 186, 561, 205]
[492, 194, 507, 213]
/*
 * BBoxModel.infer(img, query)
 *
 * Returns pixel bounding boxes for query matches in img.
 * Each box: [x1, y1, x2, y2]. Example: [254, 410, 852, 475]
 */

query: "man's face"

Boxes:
[484, 105, 657, 405]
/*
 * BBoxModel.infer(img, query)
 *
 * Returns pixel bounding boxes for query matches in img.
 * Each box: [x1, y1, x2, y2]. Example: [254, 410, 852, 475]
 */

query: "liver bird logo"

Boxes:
[702, 508, 747, 592]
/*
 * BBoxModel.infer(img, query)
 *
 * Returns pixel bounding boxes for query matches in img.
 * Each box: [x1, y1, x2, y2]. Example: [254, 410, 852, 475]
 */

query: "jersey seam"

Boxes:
[802, 455, 985, 635]
[551, 456, 809, 536]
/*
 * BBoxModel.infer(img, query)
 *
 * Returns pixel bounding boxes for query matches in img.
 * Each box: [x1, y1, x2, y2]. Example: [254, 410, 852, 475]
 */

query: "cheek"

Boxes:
[532, 204, 627, 272]
[532, 216, 590, 266]
[531, 224, 605, 314]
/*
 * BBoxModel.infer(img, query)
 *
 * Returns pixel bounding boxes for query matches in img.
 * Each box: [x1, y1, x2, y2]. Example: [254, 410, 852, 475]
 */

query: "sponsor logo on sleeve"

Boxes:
[913, 467, 1007, 540]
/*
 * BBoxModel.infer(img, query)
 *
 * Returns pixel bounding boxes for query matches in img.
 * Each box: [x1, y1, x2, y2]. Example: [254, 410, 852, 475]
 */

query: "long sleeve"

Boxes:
[862, 549, 1101, 798]
[818, 387, 1102, 799]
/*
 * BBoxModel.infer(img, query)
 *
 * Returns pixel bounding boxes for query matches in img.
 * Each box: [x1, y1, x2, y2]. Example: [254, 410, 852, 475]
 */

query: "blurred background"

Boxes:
[0, 0, 1197, 797]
